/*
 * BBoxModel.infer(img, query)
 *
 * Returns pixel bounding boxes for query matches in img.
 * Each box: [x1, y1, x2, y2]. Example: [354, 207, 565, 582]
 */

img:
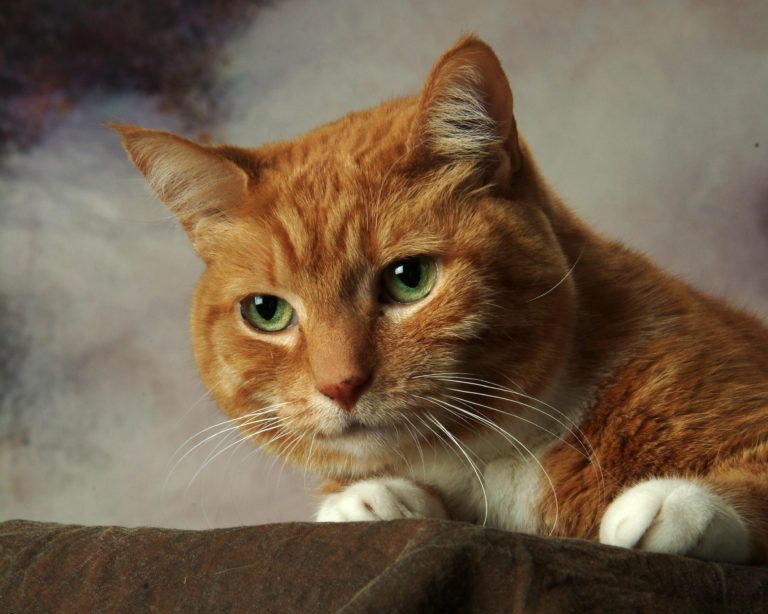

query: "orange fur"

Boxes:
[115, 35, 768, 562]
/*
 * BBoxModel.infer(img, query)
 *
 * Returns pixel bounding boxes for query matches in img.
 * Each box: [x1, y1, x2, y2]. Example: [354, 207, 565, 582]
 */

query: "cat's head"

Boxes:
[115, 36, 575, 478]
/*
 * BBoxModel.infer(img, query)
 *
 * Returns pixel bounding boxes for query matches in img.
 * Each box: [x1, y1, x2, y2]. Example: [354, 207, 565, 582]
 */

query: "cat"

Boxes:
[114, 35, 768, 564]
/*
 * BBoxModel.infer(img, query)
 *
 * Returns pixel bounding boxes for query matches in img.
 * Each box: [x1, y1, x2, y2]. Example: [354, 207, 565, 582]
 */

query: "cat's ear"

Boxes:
[408, 35, 520, 185]
[111, 123, 248, 254]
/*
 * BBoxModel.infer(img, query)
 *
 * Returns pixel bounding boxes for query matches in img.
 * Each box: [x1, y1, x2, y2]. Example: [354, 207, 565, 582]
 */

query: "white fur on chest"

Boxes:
[416, 439, 554, 534]
[412, 372, 591, 533]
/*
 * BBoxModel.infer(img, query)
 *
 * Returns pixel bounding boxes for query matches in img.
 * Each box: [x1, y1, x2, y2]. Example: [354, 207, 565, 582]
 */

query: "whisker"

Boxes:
[266, 424, 297, 471]
[166, 402, 288, 476]
[241, 426, 288, 464]
[420, 393, 559, 535]
[417, 372, 586, 438]
[413, 412, 466, 469]
[437, 375, 583, 432]
[443, 389, 590, 460]
[421, 408, 489, 526]
[265, 414, 305, 480]
[185, 420, 283, 494]
[526, 246, 584, 303]
[275, 433, 305, 490]
[166, 413, 241, 473]
[416, 372, 605, 507]
[400, 414, 427, 477]
[173, 385, 215, 426]
[165, 411, 283, 486]
[303, 433, 318, 487]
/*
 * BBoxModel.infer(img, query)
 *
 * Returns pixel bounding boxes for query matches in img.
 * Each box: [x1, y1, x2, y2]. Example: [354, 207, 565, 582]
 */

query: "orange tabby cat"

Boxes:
[114, 36, 768, 563]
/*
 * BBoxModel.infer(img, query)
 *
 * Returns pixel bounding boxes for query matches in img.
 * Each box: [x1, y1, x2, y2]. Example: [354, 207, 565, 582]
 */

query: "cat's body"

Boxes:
[116, 36, 768, 563]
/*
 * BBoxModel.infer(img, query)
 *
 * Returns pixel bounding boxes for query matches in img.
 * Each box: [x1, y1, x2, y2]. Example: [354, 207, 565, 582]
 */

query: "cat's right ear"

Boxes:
[110, 123, 248, 257]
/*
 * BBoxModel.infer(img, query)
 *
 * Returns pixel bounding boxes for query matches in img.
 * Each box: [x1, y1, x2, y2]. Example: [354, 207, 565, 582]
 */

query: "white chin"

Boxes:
[326, 427, 397, 457]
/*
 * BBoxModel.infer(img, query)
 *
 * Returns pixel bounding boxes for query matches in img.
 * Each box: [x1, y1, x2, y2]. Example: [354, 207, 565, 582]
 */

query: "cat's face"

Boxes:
[116, 37, 575, 478]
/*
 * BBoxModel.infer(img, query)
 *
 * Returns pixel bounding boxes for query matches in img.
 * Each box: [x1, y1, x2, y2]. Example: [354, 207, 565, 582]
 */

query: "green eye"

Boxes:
[240, 295, 295, 332]
[382, 256, 438, 304]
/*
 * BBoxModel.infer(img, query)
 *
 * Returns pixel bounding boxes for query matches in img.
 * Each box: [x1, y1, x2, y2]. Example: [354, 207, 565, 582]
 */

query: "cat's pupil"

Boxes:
[394, 259, 422, 288]
[254, 295, 278, 320]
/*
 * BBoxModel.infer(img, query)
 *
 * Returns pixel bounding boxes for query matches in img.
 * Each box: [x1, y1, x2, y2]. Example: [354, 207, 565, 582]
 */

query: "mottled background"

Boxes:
[1, 0, 766, 529]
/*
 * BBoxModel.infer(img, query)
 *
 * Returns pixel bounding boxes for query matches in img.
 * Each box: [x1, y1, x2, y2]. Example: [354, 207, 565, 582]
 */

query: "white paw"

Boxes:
[315, 478, 448, 522]
[599, 478, 750, 563]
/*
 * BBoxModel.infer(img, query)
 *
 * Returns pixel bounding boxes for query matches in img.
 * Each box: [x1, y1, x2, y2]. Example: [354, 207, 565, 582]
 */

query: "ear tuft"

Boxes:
[409, 35, 520, 181]
[109, 123, 248, 232]
[423, 64, 503, 160]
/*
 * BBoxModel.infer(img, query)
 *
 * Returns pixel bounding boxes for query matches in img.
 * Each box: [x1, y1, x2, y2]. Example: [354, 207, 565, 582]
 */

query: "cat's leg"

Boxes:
[315, 478, 449, 522]
[598, 477, 752, 563]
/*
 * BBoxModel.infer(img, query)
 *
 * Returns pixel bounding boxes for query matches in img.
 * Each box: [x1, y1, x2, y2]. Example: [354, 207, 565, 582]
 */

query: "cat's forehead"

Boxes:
[260, 159, 441, 272]
[223, 160, 464, 303]
[254, 143, 441, 256]
[257, 99, 416, 183]
[278, 153, 386, 207]
[221, 99, 496, 293]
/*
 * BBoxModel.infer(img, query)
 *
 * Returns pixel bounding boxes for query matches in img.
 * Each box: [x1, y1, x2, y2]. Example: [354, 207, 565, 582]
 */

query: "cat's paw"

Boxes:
[599, 478, 750, 563]
[315, 478, 448, 522]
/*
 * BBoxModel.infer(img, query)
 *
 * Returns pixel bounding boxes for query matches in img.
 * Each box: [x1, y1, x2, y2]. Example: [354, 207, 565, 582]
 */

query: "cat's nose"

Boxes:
[318, 375, 370, 413]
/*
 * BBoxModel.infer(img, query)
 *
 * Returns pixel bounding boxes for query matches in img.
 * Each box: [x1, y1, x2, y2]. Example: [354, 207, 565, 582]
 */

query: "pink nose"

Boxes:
[318, 375, 370, 413]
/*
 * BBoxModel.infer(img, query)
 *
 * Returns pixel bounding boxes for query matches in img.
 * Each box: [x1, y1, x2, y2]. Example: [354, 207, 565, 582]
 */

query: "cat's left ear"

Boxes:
[111, 124, 248, 256]
[408, 35, 520, 186]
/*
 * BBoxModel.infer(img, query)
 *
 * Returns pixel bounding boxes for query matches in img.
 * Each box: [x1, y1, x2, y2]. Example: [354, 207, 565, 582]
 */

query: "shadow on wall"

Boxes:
[0, 0, 270, 154]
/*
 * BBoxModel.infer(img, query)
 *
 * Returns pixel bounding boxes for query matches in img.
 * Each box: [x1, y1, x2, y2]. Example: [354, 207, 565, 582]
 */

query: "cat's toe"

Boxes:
[599, 478, 750, 563]
[599, 478, 671, 550]
[315, 478, 447, 522]
[315, 483, 381, 522]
